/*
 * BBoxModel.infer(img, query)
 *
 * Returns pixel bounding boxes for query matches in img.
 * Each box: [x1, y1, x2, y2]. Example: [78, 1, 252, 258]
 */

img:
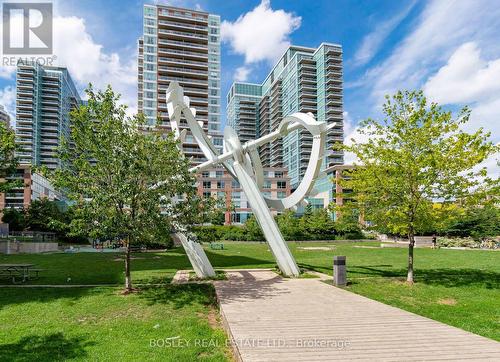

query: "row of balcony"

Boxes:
[158, 39, 208, 51]
[158, 48, 208, 60]
[158, 57, 208, 68]
[158, 75, 208, 86]
[157, 19, 208, 32]
[158, 10, 208, 24]
[158, 28, 208, 41]
[158, 65, 208, 76]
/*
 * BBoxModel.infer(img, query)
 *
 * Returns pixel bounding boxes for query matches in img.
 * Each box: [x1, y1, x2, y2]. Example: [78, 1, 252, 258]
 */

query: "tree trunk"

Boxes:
[125, 239, 132, 291]
[407, 229, 415, 283]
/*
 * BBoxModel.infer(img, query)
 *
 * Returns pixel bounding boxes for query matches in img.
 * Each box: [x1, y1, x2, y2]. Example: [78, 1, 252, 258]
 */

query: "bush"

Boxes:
[437, 237, 480, 248]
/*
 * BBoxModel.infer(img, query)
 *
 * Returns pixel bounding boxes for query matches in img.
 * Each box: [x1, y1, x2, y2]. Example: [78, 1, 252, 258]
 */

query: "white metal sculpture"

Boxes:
[166, 82, 336, 277]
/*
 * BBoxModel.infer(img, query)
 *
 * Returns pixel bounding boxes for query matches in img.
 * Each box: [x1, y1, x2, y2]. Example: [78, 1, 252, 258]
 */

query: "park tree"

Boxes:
[276, 210, 303, 240]
[244, 214, 264, 241]
[1, 208, 25, 231]
[0, 122, 20, 193]
[336, 90, 498, 283]
[300, 208, 335, 240]
[52, 86, 206, 292]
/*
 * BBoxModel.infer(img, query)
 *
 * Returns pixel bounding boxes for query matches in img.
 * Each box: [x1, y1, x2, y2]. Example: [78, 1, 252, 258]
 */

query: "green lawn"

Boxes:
[0, 241, 499, 361]
[0, 285, 230, 361]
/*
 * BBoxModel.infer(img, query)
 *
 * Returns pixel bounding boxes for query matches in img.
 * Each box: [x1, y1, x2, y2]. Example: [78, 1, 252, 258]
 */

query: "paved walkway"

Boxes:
[214, 270, 500, 361]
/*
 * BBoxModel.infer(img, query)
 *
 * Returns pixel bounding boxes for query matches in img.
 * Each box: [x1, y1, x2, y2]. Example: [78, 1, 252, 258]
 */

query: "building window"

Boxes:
[203, 192, 211, 198]
[216, 170, 224, 178]
[277, 181, 286, 189]
[263, 181, 271, 189]
[232, 180, 240, 188]
[275, 171, 283, 178]
[231, 213, 241, 223]
[217, 181, 225, 189]
[277, 191, 286, 199]
[202, 171, 209, 178]
[203, 181, 211, 189]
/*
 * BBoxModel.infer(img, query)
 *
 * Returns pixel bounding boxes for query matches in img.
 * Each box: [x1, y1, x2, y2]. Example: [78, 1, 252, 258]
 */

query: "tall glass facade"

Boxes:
[226, 43, 344, 191]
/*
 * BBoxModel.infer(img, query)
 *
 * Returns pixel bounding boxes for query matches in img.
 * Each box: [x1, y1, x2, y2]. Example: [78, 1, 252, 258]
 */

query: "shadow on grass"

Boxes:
[350, 266, 500, 289]
[204, 249, 274, 269]
[0, 332, 95, 362]
[138, 283, 217, 309]
[0, 287, 97, 311]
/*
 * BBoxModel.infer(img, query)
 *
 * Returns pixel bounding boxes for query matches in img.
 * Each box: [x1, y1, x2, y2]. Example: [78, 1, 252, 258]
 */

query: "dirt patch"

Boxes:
[197, 308, 220, 330]
[437, 298, 457, 306]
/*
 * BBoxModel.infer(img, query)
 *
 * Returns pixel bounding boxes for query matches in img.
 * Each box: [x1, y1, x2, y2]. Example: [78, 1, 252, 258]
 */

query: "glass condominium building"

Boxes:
[226, 43, 344, 189]
[15, 62, 81, 170]
[226, 83, 262, 143]
[138, 4, 223, 162]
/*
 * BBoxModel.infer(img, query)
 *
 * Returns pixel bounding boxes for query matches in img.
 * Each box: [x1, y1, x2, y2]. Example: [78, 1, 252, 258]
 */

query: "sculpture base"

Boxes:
[173, 233, 216, 278]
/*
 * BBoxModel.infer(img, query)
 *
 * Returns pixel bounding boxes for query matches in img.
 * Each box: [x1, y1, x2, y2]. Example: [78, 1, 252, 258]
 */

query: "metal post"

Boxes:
[333, 256, 347, 286]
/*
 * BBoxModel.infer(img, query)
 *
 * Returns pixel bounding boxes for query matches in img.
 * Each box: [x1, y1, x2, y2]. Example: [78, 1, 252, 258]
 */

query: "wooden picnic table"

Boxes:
[0, 264, 36, 284]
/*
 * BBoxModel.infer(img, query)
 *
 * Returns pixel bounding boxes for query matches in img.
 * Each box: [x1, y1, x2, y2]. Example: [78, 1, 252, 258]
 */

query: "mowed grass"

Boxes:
[0, 248, 192, 285]
[0, 240, 499, 361]
[0, 285, 230, 362]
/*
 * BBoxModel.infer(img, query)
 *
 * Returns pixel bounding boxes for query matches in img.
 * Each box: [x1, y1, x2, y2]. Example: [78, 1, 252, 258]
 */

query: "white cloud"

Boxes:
[353, 1, 416, 67]
[0, 86, 16, 126]
[52, 16, 138, 115]
[234, 66, 251, 82]
[424, 42, 500, 144]
[222, 0, 301, 78]
[353, 0, 500, 104]
[424, 42, 500, 105]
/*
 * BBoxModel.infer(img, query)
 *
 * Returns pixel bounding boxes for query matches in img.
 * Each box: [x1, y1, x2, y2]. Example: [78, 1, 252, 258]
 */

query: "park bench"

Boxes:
[0, 264, 37, 284]
[210, 243, 224, 250]
[29, 269, 45, 279]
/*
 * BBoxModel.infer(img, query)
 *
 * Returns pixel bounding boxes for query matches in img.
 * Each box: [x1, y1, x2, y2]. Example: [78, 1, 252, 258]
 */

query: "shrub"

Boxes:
[437, 237, 480, 248]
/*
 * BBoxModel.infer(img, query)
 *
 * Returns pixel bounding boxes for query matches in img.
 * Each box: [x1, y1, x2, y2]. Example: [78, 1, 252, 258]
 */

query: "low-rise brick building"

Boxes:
[196, 167, 291, 224]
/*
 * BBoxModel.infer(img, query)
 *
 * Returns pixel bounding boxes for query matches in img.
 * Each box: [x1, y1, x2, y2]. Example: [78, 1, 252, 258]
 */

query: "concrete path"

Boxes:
[214, 270, 500, 362]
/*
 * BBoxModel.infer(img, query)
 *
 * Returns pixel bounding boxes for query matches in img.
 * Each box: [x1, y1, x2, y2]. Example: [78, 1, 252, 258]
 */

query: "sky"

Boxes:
[1, 0, 499, 176]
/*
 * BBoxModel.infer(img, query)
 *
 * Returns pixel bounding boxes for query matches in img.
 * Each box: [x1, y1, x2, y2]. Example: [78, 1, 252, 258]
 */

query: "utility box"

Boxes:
[333, 256, 347, 286]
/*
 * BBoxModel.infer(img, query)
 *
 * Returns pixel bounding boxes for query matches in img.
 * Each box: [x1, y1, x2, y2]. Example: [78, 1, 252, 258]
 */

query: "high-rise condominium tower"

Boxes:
[15, 62, 81, 170]
[138, 4, 223, 163]
[227, 43, 343, 189]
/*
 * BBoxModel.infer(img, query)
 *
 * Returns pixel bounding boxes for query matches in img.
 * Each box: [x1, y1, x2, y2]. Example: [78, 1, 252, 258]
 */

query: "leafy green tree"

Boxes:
[276, 210, 303, 240]
[244, 214, 264, 241]
[24, 199, 64, 232]
[52, 86, 205, 292]
[446, 204, 499, 240]
[0, 122, 20, 193]
[336, 90, 498, 283]
[1, 208, 25, 231]
[301, 208, 335, 240]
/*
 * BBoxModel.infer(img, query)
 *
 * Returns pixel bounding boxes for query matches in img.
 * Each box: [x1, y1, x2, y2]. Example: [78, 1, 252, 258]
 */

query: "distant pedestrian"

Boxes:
[432, 234, 437, 249]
